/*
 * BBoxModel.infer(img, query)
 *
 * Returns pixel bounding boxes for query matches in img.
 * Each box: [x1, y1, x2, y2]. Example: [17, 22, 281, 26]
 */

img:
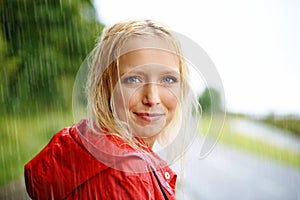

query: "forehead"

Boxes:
[119, 49, 179, 70]
[120, 36, 177, 55]
[117, 36, 180, 77]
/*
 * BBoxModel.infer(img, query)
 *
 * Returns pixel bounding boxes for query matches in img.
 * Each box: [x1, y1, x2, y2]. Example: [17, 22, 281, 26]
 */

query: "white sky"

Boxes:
[93, 0, 300, 116]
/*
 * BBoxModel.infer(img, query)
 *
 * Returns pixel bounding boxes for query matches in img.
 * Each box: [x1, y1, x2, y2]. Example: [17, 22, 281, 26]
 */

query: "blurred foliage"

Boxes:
[262, 114, 300, 137]
[0, 110, 74, 186]
[198, 87, 223, 114]
[0, 0, 104, 186]
[0, 29, 21, 112]
[0, 0, 103, 115]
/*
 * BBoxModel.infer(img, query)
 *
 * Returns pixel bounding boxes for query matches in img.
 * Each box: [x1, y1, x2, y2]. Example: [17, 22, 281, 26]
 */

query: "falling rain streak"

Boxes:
[0, 0, 103, 198]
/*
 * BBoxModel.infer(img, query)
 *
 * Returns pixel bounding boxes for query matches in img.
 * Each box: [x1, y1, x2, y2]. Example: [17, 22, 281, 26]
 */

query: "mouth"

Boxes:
[133, 112, 165, 122]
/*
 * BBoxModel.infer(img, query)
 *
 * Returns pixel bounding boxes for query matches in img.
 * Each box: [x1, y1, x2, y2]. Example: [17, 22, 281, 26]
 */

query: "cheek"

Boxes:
[113, 86, 137, 121]
[161, 84, 179, 103]
[127, 92, 141, 111]
[163, 92, 178, 114]
[162, 84, 181, 113]
[113, 87, 129, 121]
[154, 86, 179, 119]
[113, 92, 125, 120]
[160, 88, 179, 126]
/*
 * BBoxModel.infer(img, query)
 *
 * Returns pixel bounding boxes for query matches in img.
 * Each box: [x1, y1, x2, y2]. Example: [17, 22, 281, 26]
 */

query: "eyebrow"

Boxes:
[120, 65, 180, 77]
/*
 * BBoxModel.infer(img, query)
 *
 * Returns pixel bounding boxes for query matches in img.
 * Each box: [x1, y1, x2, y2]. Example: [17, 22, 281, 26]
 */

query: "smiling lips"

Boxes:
[133, 112, 165, 122]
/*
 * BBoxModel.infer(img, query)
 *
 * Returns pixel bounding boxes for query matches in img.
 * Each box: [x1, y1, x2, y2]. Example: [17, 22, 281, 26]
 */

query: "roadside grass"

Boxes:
[199, 116, 300, 169]
[0, 111, 74, 186]
[262, 116, 300, 137]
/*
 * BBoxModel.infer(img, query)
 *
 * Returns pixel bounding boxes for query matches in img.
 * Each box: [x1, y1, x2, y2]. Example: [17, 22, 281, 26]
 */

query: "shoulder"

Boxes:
[24, 122, 107, 200]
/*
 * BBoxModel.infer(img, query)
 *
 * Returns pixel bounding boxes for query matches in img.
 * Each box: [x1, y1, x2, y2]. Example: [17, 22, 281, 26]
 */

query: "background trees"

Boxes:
[0, 0, 103, 186]
[198, 87, 223, 114]
[0, 0, 103, 114]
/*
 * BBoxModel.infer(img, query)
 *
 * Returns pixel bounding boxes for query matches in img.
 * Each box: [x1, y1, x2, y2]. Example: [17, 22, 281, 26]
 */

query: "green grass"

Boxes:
[199, 116, 300, 169]
[262, 115, 300, 137]
[0, 111, 74, 186]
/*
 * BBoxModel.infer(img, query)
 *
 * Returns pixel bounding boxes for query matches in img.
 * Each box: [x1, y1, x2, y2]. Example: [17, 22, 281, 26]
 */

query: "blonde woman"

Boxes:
[25, 19, 199, 200]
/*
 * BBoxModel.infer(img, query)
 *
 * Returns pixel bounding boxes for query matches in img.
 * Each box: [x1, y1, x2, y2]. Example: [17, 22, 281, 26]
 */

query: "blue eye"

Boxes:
[162, 76, 178, 84]
[122, 76, 141, 84]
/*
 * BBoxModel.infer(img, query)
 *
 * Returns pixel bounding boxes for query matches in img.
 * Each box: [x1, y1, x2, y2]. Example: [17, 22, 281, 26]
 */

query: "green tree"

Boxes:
[0, 28, 21, 113]
[198, 87, 223, 114]
[0, 0, 103, 114]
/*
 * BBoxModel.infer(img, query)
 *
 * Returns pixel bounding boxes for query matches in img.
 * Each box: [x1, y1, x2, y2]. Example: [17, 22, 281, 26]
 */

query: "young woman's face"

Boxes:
[113, 47, 180, 147]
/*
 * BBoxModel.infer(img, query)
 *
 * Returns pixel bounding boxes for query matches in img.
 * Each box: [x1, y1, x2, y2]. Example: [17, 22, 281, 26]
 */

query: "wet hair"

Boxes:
[87, 19, 190, 149]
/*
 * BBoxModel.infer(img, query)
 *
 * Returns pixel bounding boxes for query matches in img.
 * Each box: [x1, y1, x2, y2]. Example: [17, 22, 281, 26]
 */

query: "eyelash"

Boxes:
[121, 75, 179, 84]
[161, 76, 178, 84]
[122, 76, 141, 84]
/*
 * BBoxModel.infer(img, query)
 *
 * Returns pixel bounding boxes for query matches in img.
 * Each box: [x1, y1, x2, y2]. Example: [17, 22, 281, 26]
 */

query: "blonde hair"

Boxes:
[87, 19, 190, 150]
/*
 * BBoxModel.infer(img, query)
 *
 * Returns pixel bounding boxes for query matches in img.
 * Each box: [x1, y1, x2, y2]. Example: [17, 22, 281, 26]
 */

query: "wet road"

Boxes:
[174, 138, 300, 200]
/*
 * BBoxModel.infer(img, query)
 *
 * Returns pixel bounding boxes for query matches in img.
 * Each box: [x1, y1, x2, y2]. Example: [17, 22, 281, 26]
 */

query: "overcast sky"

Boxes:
[93, 0, 300, 116]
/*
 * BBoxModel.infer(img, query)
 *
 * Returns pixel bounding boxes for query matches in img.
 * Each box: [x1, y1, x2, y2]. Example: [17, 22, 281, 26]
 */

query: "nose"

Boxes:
[142, 83, 161, 106]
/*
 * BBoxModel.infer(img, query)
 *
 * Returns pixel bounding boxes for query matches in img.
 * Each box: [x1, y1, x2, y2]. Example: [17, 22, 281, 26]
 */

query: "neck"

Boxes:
[142, 135, 158, 149]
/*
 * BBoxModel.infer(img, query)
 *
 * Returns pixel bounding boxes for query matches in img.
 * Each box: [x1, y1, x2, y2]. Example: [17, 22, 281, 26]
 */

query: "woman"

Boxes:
[25, 19, 199, 199]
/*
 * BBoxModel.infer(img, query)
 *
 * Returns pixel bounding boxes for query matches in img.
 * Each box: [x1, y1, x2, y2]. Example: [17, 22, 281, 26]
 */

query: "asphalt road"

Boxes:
[175, 139, 300, 200]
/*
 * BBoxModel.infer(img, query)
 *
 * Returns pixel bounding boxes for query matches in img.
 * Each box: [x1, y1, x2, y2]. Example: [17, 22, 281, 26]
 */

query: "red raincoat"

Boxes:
[24, 120, 177, 199]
